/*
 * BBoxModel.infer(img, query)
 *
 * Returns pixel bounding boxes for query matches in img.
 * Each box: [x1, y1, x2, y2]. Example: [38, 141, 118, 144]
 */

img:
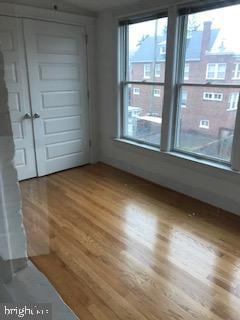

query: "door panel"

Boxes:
[23, 19, 89, 176]
[0, 16, 37, 180]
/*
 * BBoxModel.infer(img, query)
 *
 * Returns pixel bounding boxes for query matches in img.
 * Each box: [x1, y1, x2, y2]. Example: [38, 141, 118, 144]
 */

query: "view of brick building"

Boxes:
[127, 20, 240, 160]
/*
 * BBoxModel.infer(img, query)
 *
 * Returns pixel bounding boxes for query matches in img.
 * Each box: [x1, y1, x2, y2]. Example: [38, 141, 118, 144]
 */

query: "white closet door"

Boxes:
[23, 19, 90, 176]
[0, 16, 37, 181]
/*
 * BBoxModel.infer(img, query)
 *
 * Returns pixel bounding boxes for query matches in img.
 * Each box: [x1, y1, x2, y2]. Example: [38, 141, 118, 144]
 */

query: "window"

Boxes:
[160, 45, 166, 54]
[133, 87, 140, 95]
[155, 64, 161, 77]
[228, 92, 239, 111]
[199, 120, 209, 129]
[174, 5, 240, 163]
[206, 63, 226, 80]
[181, 91, 188, 108]
[144, 64, 151, 79]
[119, 3, 240, 169]
[184, 63, 189, 80]
[203, 92, 223, 101]
[153, 88, 160, 97]
[120, 16, 168, 146]
[232, 63, 240, 79]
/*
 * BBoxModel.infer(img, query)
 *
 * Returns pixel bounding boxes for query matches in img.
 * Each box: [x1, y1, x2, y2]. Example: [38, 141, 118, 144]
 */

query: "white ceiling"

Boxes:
[0, 0, 143, 13]
[64, 0, 142, 11]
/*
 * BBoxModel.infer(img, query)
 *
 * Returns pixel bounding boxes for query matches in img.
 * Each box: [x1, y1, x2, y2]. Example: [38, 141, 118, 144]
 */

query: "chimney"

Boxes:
[201, 21, 212, 58]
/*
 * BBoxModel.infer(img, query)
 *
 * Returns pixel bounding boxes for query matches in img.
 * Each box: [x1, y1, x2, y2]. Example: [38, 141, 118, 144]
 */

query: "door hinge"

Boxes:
[87, 89, 90, 101]
[89, 139, 92, 148]
[85, 34, 88, 45]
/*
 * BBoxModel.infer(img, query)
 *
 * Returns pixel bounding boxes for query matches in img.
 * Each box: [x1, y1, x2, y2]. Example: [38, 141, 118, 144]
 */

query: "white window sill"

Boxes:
[203, 99, 223, 102]
[227, 108, 237, 112]
[113, 138, 239, 180]
[205, 78, 225, 80]
[114, 138, 160, 152]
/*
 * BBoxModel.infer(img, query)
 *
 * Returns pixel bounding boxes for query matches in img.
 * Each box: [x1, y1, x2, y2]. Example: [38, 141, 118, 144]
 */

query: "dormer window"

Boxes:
[144, 64, 151, 79]
[206, 63, 226, 80]
[155, 64, 161, 77]
[232, 63, 240, 79]
[160, 46, 166, 54]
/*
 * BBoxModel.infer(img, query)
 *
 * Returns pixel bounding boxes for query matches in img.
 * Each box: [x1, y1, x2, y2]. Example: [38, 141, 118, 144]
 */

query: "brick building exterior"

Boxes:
[128, 21, 240, 157]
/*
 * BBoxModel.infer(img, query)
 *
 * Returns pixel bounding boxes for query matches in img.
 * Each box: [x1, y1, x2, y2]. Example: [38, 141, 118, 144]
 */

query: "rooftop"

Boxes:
[131, 28, 220, 63]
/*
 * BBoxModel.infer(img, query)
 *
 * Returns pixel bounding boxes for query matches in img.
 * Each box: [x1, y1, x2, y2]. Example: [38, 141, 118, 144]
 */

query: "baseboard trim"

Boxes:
[101, 156, 240, 217]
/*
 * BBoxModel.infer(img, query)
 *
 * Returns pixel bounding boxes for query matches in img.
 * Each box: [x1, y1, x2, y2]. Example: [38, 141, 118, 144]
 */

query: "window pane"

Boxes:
[128, 17, 168, 82]
[175, 4, 240, 163]
[124, 84, 163, 146]
[233, 63, 240, 79]
[183, 5, 240, 85]
[175, 86, 238, 162]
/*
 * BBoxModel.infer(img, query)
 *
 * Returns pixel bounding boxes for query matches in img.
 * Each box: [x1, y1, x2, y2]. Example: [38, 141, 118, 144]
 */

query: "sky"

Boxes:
[128, 4, 240, 55]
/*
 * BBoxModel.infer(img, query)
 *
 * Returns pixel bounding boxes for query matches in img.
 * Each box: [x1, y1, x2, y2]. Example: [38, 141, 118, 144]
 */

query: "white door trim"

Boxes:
[23, 19, 90, 176]
[0, 3, 98, 165]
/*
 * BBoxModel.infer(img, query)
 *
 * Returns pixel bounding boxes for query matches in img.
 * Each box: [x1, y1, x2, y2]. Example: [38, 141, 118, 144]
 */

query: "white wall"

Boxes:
[0, 49, 27, 262]
[97, 9, 240, 216]
[0, 0, 96, 17]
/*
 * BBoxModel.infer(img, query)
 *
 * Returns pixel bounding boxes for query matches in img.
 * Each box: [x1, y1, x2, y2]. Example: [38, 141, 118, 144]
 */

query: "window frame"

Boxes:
[155, 63, 161, 77]
[153, 88, 161, 97]
[133, 87, 140, 95]
[232, 63, 240, 79]
[160, 45, 166, 54]
[119, 14, 168, 148]
[199, 119, 210, 129]
[172, 9, 240, 168]
[206, 63, 227, 80]
[227, 92, 239, 111]
[118, 2, 240, 172]
[203, 92, 223, 101]
[184, 63, 190, 80]
[143, 63, 151, 79]
[181, 90, 188, 107]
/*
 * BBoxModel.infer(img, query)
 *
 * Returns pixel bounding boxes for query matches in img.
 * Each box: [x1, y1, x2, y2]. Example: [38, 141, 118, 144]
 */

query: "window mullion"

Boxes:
[160, 7, 181, 152]
[178, 83, 240, 89]
[120, 25, 128, 138]
[231, 93, 240, 171]
[124, 81, 165, 86]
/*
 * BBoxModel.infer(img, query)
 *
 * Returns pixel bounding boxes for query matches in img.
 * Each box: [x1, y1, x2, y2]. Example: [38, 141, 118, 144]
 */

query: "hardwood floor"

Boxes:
[20, 163, 240, 320]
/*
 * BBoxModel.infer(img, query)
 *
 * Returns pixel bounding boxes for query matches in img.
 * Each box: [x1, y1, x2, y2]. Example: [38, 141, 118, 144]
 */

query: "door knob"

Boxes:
[23, 113, 32, 119]
[33, 113, 41, 119]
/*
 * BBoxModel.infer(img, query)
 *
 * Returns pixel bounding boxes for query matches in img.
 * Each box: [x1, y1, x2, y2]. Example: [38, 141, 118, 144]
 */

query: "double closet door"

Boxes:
[0, 15, 89, 181]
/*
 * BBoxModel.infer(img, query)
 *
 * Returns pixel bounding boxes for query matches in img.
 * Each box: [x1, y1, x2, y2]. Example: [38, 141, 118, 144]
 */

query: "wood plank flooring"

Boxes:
[20, 163, 240, 320]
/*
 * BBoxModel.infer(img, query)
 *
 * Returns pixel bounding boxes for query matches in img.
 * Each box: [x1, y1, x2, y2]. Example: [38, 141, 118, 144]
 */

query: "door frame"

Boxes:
[23, 18, 91, 176]
[0, 2, 98, 164]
